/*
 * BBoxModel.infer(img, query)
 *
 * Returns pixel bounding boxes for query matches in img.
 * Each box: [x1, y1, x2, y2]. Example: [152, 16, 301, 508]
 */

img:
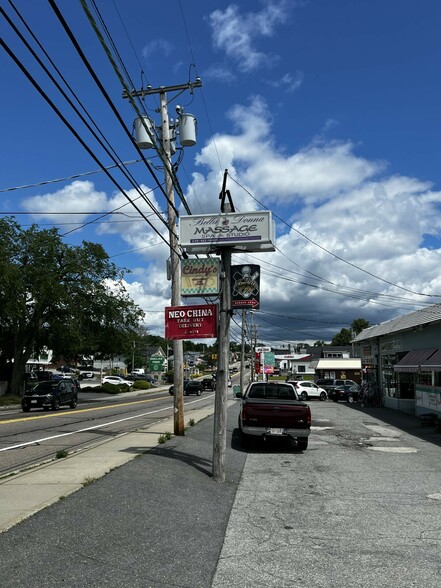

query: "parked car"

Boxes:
[80, 371, 95, 379]
[287, 380, 327, 401]
[22, 380, 78, 412]
[315, 378, 359, 393]
[238, 381, 311, 450]
[102, 375, 134, 387]
[169, 380, 203, 396]
[329, 384, 360, 403]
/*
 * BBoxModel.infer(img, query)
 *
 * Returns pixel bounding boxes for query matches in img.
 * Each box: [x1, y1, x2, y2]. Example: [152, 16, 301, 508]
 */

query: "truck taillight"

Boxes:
[306, 406, 311, 425]
[242, 403, 249, 421]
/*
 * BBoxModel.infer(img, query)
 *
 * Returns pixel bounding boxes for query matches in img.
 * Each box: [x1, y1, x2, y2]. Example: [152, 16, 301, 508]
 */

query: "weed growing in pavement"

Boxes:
[56, 449, 68, 459]
[158, 431, 172, 444]
[59, 495, 66, 501]
[189, 418, 195, 427]
[82, 476, 97, 487]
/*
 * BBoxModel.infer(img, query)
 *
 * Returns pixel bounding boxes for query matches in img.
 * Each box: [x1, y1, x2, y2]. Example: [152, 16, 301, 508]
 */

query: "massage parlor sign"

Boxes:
[165, 304, 218, 340]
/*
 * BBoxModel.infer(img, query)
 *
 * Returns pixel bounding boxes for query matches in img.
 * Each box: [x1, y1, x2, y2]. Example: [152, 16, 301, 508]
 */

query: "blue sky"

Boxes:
[2, 0, 441, 346]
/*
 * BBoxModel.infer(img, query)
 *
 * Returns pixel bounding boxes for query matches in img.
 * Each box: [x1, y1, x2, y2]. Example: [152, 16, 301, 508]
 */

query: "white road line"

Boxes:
[0, 395, 211, 452]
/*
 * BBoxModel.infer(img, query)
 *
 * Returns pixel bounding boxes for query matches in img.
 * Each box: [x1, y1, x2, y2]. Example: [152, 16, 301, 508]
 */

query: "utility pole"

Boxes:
[124, 79, 201, 436]
[213, 170, 233, 482]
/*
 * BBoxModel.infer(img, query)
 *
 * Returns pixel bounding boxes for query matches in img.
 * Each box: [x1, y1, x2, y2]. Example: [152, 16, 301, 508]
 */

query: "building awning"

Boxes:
[316, 358, 361, 370]
[394, 348, 437, 373]
[420, 349, 441, 372]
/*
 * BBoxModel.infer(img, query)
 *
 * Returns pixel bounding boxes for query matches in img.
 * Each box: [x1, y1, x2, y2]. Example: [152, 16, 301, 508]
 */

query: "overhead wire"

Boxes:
[227, 172, 441, 298]
[0, 30, 180, 257]
[3, 2, 173, 242]
[46, 0, 181, 220]
[77, 0, 193, 216]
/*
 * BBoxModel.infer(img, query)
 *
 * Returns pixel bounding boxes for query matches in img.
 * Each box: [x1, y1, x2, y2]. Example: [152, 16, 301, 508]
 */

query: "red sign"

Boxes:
[165, 304, 218, 340]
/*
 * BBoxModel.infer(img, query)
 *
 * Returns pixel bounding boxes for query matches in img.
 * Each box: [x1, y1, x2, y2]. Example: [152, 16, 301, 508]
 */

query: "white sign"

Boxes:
[179, 211, 275, 254]
[256, 346, 271, 353]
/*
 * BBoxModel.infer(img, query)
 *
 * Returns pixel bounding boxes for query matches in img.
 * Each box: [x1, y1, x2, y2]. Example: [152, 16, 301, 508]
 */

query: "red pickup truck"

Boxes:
[238, 381, 311, 450]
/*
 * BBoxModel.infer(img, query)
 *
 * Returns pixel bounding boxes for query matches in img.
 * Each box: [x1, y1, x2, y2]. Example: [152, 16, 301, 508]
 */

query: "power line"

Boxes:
[0, 34, 181, 257]
[228, 173, 441, 298]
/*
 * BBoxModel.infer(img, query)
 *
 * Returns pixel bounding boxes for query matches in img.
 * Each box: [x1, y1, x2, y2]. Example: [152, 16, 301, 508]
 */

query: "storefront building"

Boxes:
[352, 303, 441, 417]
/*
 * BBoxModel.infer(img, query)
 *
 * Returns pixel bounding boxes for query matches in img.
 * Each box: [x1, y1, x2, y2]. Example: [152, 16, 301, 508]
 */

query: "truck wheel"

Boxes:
[297, 438, 308, 451]
[197, 389, 201, 396]
[347, 395, 354, 403]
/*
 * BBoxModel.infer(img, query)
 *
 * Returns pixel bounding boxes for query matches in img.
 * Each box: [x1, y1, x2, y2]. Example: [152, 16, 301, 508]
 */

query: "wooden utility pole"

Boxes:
[123, 80, 202, 435]
[159, 90, 185, 435]
[213, 170, 233, 482]
[213, 246, 231, 482]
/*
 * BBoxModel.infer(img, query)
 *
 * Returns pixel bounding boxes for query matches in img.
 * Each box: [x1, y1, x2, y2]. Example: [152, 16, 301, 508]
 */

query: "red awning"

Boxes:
[394, 348, 437, 373]
[420, 349, 441, 372]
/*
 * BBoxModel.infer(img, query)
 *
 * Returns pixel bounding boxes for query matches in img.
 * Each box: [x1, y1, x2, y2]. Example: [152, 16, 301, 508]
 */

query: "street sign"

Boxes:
[149, 357, 164, 371]
[256, 346, 271, 353]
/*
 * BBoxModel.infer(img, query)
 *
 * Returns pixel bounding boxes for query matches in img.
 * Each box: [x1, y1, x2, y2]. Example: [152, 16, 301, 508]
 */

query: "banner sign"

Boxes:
[181, 258, 220, 297]
[231, 264, 260, 309]
[165, 304, 218, 340]
[179, 211, 275, 254]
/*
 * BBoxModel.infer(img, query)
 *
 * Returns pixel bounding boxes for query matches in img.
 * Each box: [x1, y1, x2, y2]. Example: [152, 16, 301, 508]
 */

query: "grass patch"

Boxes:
[188, 418, 195, 427]
[82, 476, 97, 487]
[0, 394, 22, 407]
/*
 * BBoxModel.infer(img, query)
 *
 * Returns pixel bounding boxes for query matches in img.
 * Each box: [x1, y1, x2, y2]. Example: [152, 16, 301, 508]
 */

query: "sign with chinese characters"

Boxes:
[231, 264, 260, 309]
[165, 304, 217, 340]
[179, 211, 275, 254]
[181, 258, 220, 297]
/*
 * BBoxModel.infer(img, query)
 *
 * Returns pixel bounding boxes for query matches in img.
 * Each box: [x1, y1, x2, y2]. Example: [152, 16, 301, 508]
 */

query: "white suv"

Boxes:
[287, 380, 327, 401]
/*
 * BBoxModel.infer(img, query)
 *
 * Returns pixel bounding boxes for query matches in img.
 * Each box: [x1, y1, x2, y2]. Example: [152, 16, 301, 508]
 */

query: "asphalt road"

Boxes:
[0, 387, 214, 476]
[1, 399, 441, 587]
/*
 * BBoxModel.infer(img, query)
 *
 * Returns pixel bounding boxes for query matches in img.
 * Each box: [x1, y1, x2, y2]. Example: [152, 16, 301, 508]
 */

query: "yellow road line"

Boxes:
[0, 397, 161, 425]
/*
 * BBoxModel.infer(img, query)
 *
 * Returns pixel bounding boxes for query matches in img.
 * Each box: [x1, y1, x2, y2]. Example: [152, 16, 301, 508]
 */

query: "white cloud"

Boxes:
[21, 180, 108, 224]
[203, 63, 236, 83]
[209, 2, 289, 72]
[186, 95, 441, 340]
[142, 39, 173, 58]
[266, 71, 304, 93]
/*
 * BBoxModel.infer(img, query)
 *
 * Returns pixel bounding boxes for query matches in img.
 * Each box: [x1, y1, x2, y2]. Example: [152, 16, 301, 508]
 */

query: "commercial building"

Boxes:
[352, 303, 441, 418]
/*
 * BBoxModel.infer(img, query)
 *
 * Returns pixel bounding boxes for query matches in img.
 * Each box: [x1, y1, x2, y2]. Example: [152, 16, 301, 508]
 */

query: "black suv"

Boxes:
[169, 380, 203, 396]
[22, 380, 78, 412]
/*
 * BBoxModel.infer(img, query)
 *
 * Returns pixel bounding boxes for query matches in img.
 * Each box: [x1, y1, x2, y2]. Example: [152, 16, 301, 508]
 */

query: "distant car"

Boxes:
[287, 380, 327, 401]
[202, 378, 215, 391]
[102, 376, 134, 387]
[132, 374, 157, 385]
[329, 384, 360, 403]
[22, 380, 78, 412]
[81, 372, 95, 379]
[169, 380, 203, 396]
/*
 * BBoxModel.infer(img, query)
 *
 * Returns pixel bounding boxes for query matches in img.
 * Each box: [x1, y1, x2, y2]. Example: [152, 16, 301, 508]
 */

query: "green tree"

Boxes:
[0, 218, 144, 394]
[351, 318, 370, 335]
[331, 328, 353, 346]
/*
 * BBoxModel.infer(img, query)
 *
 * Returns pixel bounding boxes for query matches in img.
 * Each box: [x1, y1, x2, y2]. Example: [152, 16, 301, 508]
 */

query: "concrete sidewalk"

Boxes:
[0, 396, 236, 534]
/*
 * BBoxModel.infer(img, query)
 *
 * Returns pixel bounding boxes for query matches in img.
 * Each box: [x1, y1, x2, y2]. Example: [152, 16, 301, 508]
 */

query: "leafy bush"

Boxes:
[133, 380, 149, 390]
[100, 382, 130, 394]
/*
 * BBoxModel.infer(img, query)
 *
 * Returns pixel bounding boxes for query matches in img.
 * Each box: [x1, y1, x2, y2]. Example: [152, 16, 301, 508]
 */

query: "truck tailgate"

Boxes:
[243, 401, 310, 428]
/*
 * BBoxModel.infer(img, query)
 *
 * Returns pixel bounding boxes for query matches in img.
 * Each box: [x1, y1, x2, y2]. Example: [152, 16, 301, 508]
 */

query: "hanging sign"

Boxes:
[231, 264, 260, 309]
[165, 304, 217, 340]
[181, 258, 220, 296]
